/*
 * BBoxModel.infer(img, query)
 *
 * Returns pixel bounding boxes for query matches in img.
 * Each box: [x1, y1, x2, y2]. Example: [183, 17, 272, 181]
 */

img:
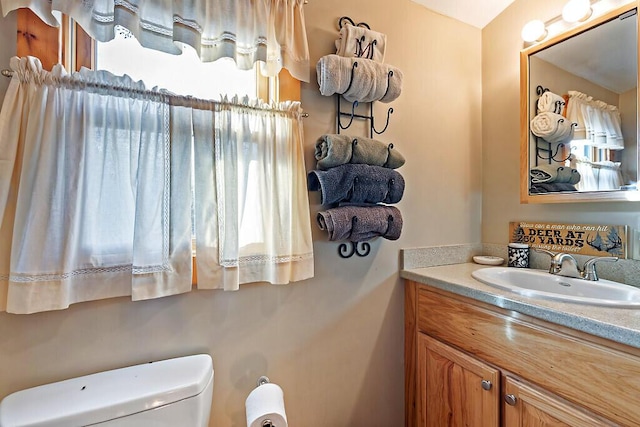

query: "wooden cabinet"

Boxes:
[418, 334, 499, 427]
[405, 280, 640, 427]
[503, 376, 615, 426]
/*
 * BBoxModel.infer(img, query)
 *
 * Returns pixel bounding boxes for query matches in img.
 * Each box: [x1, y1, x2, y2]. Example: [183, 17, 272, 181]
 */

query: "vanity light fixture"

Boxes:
[562, 0, 593, 23]
[521, 19, 547, 42]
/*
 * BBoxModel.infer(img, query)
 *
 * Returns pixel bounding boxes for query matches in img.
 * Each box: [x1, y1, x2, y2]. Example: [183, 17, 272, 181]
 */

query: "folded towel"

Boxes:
[530, 112, 575, 143]
[530, 164, 581, 184]
[334, 24, 387, 63]
[317, 205, 403, 242]
[537, 91, 565, 114]
[530, 183, 578, 193]
[308, 164, 405, 205]
[316, 54, 403, 103]
[314, 134, 405, 170]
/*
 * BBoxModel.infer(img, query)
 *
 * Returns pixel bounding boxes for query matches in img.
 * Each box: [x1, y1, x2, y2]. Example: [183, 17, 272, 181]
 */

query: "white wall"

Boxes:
[0, 1, 482, 425]
[482, 0, 640, 245]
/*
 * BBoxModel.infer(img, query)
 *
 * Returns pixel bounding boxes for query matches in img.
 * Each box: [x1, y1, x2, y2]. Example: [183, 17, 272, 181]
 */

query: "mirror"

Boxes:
[520, 3, 638, 203]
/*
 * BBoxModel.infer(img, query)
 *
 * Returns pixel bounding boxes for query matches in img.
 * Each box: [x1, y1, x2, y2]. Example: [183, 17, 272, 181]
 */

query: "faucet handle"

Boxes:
[582, 256, 618, 281]
[533, 248, 559, 274]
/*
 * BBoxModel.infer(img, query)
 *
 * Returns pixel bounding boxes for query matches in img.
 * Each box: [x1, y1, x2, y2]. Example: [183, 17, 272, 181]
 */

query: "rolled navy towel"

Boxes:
[530, 183, 578, 193]
[316, 54, 403, 103]
[315, 134, 405, 170]
[317, 205, 403, 242]
[308, 164, 405, 205]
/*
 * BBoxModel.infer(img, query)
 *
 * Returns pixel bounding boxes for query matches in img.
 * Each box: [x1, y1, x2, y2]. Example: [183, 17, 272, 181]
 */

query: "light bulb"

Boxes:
[562, 0, 592, 23]
[521, 20, 547, 43]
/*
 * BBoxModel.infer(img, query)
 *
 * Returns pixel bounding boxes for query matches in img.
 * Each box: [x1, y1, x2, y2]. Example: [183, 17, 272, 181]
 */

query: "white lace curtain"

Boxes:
[0, 56, 313, 314]
[566, 90, 624, 149]
[0, 0, 310, 82]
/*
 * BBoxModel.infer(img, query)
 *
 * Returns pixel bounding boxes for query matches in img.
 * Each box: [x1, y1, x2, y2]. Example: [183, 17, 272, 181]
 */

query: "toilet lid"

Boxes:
[0, 354, 213, 426]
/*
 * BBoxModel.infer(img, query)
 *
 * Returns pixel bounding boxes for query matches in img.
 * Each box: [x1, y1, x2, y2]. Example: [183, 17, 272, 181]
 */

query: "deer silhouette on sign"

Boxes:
[586, 228, 624, 256]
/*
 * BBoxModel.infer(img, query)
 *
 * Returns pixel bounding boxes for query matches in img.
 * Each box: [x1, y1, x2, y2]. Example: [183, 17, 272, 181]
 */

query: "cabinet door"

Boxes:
[418, 334, 500, 427]
[503, 376, 617, 427]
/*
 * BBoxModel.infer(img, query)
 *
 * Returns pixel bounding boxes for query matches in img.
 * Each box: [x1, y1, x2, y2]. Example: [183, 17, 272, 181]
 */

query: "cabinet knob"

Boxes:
[504, 394, 518, 406]
[481, 380, 492, 390]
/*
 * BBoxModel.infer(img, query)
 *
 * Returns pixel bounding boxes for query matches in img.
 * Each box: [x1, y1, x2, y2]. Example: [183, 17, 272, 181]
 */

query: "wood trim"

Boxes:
[415, 283, 640, 426]
[278, 68, 301, 102]
[16, 8, 61, 70]
[404, 281, 417, 427]
[519, 1, 639, 204]
[519, 47, 531, 205]
[74, 23, 95, 71]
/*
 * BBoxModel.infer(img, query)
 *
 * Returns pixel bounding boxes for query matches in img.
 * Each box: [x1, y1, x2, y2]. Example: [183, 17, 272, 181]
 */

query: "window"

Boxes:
[11, 8, 304, 291]
[96, 26, 257, 100]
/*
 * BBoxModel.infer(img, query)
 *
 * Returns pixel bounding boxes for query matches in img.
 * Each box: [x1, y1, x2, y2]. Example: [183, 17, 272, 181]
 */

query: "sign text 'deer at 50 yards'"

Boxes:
[509, 221, 627, 258]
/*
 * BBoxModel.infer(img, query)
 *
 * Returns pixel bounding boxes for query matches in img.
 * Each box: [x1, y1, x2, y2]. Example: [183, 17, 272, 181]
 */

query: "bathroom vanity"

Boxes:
[403, 263, 640, 427]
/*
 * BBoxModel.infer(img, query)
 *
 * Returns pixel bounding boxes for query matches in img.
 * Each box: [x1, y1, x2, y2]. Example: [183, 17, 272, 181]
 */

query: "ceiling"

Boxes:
[410, 0, 516, 28]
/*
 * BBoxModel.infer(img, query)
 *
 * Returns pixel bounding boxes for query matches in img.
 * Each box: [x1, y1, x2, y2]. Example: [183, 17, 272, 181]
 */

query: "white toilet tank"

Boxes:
[0, 354, 213, 427]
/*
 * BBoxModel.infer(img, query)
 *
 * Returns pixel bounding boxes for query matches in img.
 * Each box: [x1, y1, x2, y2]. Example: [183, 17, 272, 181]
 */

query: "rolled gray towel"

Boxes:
[569, 168, 581, 185]
[530, 164, 562, 184]
[308, 164, 405, 205]
[315, 134, 405, 170]
[556, 167, 581, 184]
[316, 54, 403, 103]
[530, 164, 581, 184]
[317, 205, 403, 242]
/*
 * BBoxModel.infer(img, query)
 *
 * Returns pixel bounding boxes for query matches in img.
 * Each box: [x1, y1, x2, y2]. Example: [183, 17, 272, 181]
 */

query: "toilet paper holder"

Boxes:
[256, 376, 275, 427]
[257, 376, 271, 387]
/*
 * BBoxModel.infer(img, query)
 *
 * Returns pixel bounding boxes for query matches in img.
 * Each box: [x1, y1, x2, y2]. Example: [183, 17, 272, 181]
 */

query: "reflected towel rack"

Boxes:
[533, 84, 574, 165]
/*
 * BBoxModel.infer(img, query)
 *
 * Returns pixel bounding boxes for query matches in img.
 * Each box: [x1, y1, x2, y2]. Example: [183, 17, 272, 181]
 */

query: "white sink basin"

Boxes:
[471, 267, 640, 307]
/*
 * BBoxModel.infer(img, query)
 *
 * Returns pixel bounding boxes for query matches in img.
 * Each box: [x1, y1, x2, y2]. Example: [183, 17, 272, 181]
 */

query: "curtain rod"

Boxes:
[0, 68, 308, 117]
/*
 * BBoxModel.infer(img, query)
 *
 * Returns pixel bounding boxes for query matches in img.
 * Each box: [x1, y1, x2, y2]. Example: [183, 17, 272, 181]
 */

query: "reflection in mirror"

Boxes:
[521, 4, 639, 203]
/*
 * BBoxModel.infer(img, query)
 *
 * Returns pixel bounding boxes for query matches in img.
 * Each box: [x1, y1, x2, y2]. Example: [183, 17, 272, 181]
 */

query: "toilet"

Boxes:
[0, 354, 213, 426]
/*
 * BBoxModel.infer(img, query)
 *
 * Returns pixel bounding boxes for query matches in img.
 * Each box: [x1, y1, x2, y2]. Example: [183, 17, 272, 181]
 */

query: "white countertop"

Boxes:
[401, 263, 640, 349]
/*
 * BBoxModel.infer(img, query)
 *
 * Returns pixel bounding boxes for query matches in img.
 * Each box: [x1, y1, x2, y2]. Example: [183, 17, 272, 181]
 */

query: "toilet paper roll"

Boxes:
[245, 383, 288, 427]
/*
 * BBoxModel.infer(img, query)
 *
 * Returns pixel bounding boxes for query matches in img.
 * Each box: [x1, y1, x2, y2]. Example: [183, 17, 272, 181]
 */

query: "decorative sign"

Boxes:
[509, 221, 627, 258]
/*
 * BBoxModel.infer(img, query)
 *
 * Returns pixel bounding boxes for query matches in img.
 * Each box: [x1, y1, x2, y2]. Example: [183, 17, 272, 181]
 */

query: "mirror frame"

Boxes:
[520, 1, 640, 204]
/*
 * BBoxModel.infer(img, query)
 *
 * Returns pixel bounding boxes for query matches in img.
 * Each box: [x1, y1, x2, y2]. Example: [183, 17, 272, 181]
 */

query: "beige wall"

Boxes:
[0, 1, 482, 425]
[482, 0, 640, 245]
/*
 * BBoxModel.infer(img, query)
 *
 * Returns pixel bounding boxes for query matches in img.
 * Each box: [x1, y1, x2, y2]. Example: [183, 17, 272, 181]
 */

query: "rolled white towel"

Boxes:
[537, 91, 565, 114]
[316, 54, 403, 103]
[530, 112, 575, 143]
[334, 24, 387, 63]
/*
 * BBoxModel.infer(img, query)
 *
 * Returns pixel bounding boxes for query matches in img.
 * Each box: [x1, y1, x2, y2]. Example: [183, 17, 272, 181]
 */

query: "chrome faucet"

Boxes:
[534, 249, 618, 281]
